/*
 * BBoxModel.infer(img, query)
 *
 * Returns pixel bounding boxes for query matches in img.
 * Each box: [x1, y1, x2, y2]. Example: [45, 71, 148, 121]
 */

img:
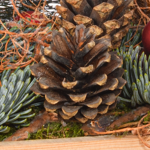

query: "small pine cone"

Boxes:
[30, 24, 126, 123]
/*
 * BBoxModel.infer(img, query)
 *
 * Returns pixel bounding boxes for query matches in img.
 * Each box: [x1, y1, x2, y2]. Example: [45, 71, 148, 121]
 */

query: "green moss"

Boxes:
[27, 122, 84, 140]
[0, 100, 136, 141]
[110, 101, 132, 117]
[0, 110, 84, 141]
[117, 101, 131, 112]
[143, 111, 150, 123]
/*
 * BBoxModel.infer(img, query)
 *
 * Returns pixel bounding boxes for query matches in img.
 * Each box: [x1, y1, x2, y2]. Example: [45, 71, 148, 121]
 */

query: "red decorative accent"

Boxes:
[15, 11, 43, 23]
[142, 21, 150, 55]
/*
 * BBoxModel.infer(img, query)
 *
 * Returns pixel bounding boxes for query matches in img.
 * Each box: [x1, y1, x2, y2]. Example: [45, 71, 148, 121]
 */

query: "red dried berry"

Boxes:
[142, 21, 150, 55]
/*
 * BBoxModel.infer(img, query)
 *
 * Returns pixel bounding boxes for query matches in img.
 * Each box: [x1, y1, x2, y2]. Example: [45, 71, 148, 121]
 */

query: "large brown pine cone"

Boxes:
[56, 0, 134, 49]
[30, 24, 126, 123]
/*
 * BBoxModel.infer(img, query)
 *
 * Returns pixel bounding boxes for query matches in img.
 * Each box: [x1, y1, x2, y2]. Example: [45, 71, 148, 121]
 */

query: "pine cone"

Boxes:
[0, 66, 39, 133]
[30, 24, 126, 123]
[56, 0, 134, 49]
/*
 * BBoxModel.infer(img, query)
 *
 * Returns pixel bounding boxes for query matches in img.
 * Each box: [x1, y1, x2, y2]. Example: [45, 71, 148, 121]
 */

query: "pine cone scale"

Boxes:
[62, 105, 82, 117]
[46, 89, 68, 102]
[66, 0, 92, 16]
[40, 56, 69, 78]
[88, 74, 107, 87]
[68, 93, 87, 102]
[84, 38, 112, 65]
[98, 104, 109, 114]
[81, 107, 98, 119]
[97, 53, 122, 75]
[44, 101, 64, 112]
[30, 63, 60, 80]
[117, 77, 127, 89]
[91, 2, 114, 26]
[101, 93, 116, 105]
[52, 31, 72, 58]
[75, 112, 88, 123]
[80, 96, 102, 108]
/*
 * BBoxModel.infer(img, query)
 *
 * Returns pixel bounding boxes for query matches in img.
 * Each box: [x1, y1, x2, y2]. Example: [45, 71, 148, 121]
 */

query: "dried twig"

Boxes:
[134, 0, 150, 24]
[20, 0, 36, 10]
[137, 114, 150, 148]
[0, 0, 59, 72]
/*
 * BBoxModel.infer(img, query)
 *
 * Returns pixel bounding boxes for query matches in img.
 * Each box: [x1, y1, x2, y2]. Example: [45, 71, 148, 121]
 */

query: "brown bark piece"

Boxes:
[109, 105, 150, 129]
[82, 113, 119, 135]
[4, 111, 59, 141]
[82, 105, 150, 136]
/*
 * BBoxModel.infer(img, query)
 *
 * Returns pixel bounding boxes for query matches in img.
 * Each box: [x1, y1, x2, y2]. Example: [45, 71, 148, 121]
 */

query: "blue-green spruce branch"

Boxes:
[0, 66, 40, 133]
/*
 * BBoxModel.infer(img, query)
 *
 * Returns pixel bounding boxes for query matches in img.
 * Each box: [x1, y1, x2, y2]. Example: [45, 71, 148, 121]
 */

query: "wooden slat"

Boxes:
[0, 135, 149, 150]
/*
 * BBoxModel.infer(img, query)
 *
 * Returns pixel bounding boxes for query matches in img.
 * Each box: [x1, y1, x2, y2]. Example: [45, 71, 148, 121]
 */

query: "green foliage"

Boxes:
[117, 44, 150, 106]
[27, 122, 84, 140]
[116, 28, 150, 107]
[0, 22, 52, 63]
[120, 27, 142, 48]
[0, 66, 40, 133]
[0, 23, 34, 53]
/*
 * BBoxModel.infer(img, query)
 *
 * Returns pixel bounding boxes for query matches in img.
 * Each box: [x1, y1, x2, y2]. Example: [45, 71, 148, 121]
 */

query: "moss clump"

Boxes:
[143, 111, 150, 123]
[110, 101, 132, 118]
[27, 122, 84, 140]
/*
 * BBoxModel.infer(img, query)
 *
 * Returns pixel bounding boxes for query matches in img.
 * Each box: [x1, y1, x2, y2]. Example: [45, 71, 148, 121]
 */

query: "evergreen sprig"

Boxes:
[0, 66, 40, 133]
[117, 46, 147, 106]
[115, 26, 147, 107]
[116, 27, 150, 106]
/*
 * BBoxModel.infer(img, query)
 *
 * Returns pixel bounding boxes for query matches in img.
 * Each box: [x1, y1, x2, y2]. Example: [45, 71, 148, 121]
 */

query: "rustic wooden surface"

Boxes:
[0, 135, 149, 150]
